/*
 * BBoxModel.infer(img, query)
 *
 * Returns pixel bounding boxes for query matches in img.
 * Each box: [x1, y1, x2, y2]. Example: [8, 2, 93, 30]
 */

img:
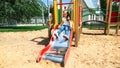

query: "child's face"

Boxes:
[63, 11, 67, 17]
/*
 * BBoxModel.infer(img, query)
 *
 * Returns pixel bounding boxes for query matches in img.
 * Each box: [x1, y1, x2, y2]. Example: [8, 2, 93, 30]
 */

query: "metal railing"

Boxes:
[0, 17, 48, 27]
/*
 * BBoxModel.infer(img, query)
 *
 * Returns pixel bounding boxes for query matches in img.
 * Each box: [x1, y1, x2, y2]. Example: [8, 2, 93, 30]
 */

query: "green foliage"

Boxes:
[100, 0, 119, 13]
[100, 0, 106, 14]
[44, 5, 54, 17]
[50, 5, 54, 14]
[0, 0, 42, 22]
[112, 1, 119, 12]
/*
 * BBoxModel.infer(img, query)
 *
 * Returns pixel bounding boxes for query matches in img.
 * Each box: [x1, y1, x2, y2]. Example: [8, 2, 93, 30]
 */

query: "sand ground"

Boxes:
[0, 28, 120, 68]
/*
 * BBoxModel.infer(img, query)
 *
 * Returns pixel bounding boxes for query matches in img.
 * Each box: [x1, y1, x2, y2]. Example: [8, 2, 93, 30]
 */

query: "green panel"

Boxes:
[58, 9, 61, 24]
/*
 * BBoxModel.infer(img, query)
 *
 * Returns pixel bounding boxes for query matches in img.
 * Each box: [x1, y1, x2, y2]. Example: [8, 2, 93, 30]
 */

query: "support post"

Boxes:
[116, 3, 120, 35]
[104, 0, 110, 34]
[54, 0, 58, 28]
[79, 5, 82, 36]
[106, 0, 113, 35]
[74, 0, 79, 47]
[60, 0, 62, 22]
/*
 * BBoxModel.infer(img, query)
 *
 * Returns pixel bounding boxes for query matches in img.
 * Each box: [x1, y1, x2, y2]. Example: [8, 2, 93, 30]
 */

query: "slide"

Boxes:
[36, 0, 99, 66]
[82, 0, 106, 24]
[84, 0, 99, 9]
[36, 28, 73, 66]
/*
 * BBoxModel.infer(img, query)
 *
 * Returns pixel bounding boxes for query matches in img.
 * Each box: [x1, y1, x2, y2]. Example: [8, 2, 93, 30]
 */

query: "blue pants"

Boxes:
[57, 25, 70, 36]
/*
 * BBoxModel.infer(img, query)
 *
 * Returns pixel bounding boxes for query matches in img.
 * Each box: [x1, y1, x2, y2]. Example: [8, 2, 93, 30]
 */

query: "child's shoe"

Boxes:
[63, 35, 68, 41]
[54, 33, 58, 39]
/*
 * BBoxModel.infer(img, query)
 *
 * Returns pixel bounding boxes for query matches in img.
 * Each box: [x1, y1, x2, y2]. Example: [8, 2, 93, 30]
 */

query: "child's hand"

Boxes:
[58, 25, 61, 28]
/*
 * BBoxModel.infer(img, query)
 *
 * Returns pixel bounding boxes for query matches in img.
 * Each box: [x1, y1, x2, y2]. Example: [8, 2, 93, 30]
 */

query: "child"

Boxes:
[54, 11, 71, 42]
[48, 12, 53, 38]
[63, 6, 67, 14]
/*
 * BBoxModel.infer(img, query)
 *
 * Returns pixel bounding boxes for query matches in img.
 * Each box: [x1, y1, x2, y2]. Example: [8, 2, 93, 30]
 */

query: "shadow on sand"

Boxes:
[31, 37, 49, 46]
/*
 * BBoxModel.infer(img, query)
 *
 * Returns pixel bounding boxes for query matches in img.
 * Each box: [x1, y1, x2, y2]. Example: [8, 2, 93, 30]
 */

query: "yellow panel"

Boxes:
[53, 0, 58, 28]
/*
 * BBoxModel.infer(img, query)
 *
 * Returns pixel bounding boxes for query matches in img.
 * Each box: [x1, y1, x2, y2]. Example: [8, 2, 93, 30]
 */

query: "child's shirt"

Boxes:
[62, 17, 70, 26]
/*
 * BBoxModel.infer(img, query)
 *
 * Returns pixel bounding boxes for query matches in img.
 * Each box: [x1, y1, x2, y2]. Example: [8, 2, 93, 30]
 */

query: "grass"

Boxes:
[0, 25, 118, 32]
[0, 26, 48, 32]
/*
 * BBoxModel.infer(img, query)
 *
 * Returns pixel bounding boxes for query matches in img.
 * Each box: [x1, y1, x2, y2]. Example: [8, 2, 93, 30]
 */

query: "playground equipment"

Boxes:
[36, 0, 82, 67]
[82, 8, 106, 29]
[82, 0, 120, 35]
[104, 0, 120, 35]
[51, 0, 82, 47]
[36, 0, 119, 67]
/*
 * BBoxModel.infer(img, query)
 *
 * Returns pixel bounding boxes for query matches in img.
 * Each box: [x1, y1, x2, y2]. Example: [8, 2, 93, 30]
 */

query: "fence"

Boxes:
[0, 17, 48, 27]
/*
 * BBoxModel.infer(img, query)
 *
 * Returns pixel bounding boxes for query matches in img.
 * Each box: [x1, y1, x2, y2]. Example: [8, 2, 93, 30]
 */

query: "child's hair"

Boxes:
[66, 12, 71, 21]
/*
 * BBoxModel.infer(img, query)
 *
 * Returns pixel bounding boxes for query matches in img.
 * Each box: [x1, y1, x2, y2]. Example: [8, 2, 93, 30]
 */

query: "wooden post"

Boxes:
[116, 3, 120, 35]
[74, 0, 79, 47]
[71, 0, 74, 21]
[60, 0, 62, 22]
[71, 0, 74, 32]
[104, 0, 109, 34]
[104, 0, 110, 34]
[53, 0, 58, 28]
[105, 0, 110, 22]
[106, 0, 113, 35]
[78, 1, 81, 42]
[79, 5, 82, 34]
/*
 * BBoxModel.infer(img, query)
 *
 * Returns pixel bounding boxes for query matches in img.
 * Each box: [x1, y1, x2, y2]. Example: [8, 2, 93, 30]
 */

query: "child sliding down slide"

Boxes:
[54, 11, 71, 43]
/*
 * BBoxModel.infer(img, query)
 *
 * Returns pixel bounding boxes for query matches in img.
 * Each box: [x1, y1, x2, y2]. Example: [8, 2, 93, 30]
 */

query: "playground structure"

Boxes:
[82, 0, 120, 35]
[105, 0, 120, 35]
[36, 0, 120, 67]
[36, 0, 81, 67]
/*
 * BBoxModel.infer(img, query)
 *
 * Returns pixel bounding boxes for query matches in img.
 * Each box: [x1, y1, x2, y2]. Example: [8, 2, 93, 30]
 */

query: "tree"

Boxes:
[100, 0, 106, 14]
[0, 0, 42, 22]
[44, 5, 54, 18]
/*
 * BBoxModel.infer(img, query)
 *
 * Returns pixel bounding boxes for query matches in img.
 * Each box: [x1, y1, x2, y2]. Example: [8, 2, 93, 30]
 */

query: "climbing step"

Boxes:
[44, 54, 64, 63]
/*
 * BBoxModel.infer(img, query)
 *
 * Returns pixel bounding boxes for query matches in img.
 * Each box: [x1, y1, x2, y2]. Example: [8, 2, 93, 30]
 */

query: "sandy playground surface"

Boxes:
[0, 28, 120, 68]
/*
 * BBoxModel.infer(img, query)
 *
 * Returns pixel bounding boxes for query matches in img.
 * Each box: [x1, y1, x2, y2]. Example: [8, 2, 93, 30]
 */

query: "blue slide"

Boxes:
[43, 30, 71, 62]
[36, 29, 73, 66]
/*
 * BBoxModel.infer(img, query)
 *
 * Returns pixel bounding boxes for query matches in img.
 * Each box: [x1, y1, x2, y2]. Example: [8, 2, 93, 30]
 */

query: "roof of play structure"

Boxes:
[82, 0, 103, 17]
[66, 0, 100, 9]
[84, 0, 99, 9]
